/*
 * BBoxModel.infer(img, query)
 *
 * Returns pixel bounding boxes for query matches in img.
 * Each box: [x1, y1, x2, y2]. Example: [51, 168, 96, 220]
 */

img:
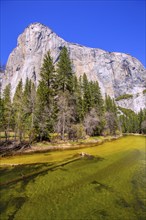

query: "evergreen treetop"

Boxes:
[57, 46, 74, 93]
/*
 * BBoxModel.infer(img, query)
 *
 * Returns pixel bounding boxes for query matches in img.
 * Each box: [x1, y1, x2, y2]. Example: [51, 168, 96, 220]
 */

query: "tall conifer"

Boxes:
[35, 51, 55, 141]
[13, 79, 24, 142]
[56, 46, 73, 93]
[82, 73, 92, 114]
[23, 78, 36, 142]
[3, 84, 12, 140]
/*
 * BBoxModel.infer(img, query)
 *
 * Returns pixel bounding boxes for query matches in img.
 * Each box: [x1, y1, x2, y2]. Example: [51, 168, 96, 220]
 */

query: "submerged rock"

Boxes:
[80, 152, 94, 159]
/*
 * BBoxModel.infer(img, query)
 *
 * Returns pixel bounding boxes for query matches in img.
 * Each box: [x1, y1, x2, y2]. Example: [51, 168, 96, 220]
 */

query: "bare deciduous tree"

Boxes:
[55, 92, 75, 140]
[84, 108, 100, 136]
[105, 112, 118, 135]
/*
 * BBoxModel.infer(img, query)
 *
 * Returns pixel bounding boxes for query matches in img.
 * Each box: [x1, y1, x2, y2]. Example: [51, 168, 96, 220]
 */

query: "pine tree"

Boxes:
[82, 73, 92, 114]
[35, 51, 55, 141]
[3, 84, 13, 141]
[23, 78, 36, 143]
[56, 46, 74, 93]
[118, 106, 145, 134]
[92, 81, 104, 116]
[138, 109, 144, 133]
[40, 51, 56, 104]
[104, 94, 119, 135]
[91, 81, 105, 130]
[0, 97, 4, 140]
[13, 80, 24, 142]
[119, 115, 127, 133]
[23, 78, 31, 124]
[23, 78, 31, 107]
[29, 82, 36, 141]
[55, 47, 75, 139]
[75, 76, 84, 122]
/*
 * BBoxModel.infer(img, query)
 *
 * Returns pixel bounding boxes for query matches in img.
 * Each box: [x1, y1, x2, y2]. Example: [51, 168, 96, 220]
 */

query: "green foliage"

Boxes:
[40, 51, 56, 103]
[23, 78, 36, 142]
[3, 48, 145, 142]
[143, 89, 146, 94]
[141, 120, 146, 134]
[35, 51, 56, 141]
[138, 108, 146, 133]
[115, 94, 133, 101]
[55, 47, 77, 139]
[0, 97, 4, 132]
[69, 124, 86, 140]
[119, 107, 146, 134]
[56, 46, 74, 93]
[12, 78, 36, 142]
[82, 73, 92, 113]
[74, 76, 84, 122]
[1, 84, 13, 140]
[13, 80, 24, 142]
[90, 81, 104, 116]
[118, 106, 135, 115]
[76, 74, 105, 131]
[105, 94, 117, 113]
[104, 95, 119, 135]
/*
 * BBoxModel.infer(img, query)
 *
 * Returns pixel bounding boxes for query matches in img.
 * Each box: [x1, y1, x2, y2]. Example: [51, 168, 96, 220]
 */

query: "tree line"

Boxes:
[1, 47, 146, 143]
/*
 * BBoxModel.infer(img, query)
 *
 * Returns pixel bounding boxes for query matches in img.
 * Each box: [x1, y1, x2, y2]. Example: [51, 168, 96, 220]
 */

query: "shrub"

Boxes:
[115, 94, 133, 101]
[118, 106, 135, 116]
[68, 124, 86, 141]
[50, 133, 61, 142]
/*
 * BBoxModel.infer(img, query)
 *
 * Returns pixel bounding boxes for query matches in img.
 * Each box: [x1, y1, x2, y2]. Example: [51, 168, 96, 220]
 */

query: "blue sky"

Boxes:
[0, 0, 145, 66]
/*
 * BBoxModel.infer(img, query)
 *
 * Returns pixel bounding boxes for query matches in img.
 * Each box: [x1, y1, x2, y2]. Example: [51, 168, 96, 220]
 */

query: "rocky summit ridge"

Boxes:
[2, 22, 146, 112]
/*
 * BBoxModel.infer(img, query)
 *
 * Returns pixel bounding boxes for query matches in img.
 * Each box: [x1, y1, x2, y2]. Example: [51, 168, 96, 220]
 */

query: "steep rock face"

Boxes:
[2, 22, 146, 112]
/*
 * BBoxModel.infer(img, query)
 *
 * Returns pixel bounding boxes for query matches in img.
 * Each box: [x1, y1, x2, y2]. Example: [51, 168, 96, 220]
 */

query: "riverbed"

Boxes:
[0, 136, 145, 220]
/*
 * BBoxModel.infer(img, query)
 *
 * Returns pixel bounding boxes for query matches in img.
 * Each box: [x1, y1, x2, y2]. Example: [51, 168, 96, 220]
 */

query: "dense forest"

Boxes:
[1, 47, 146, 143]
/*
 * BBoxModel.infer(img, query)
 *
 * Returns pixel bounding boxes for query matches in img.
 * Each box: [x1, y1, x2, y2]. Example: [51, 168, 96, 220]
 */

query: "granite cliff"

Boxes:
[2, 22, 146, 112]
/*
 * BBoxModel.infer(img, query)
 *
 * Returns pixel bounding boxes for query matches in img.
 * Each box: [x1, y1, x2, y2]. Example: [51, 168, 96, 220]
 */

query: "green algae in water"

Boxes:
[0, 136, 145, 220]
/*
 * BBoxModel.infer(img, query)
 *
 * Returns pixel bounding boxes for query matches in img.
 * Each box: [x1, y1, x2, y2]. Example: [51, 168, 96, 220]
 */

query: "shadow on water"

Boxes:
[131, 166, 146, 219]
[59, 167, 68, 171]
[0, 195, 28, 220]
[0, 164, 51, 219]
[90, 208, 109, 219]
[8, 196, 27, 220]
[0, 201, 8, 215]
[0, 163, 50, 176]
[116, 197, 130, 208]
[0, 162, 53, 189]
[0, 155, 83, 187]
[98, 209, 109, 217]
[91, 180, 113, 192]
[0, 155, 105, 219]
